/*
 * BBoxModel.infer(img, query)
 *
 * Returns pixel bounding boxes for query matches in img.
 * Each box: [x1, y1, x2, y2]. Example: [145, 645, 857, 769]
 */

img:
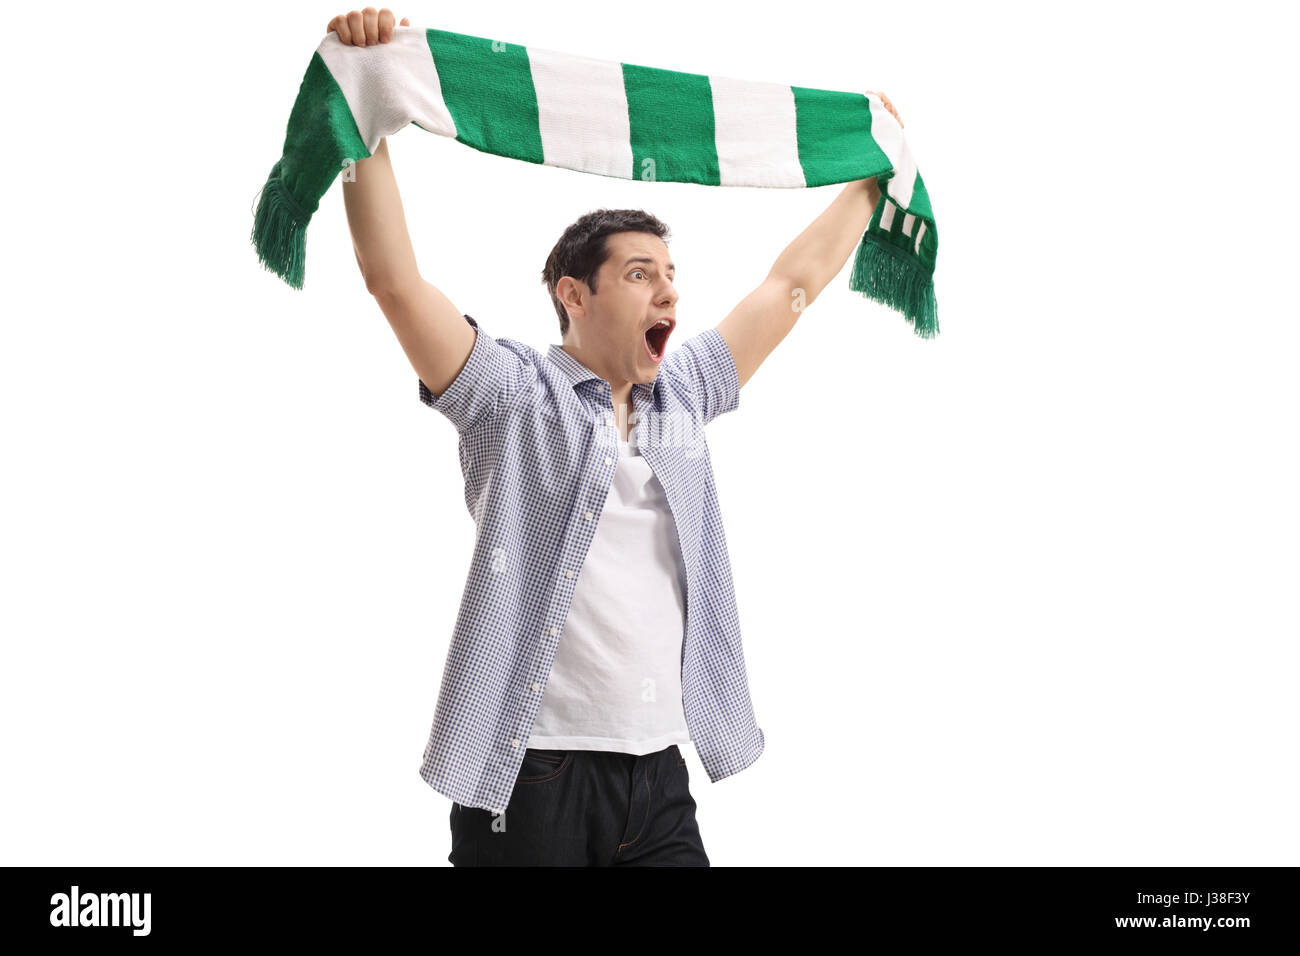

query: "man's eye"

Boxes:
[632, 270, 646, 279]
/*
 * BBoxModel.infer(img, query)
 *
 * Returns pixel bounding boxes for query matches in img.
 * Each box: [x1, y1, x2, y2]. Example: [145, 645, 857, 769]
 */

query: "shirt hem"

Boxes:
[525, 731, 693, 755]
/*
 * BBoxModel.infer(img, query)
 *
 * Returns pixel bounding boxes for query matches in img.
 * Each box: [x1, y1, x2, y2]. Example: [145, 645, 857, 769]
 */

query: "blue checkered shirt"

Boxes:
[416, 314, 765, 813]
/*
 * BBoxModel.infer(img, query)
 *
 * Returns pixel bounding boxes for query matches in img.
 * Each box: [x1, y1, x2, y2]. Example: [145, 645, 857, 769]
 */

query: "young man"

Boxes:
[330, 7, 903, 866]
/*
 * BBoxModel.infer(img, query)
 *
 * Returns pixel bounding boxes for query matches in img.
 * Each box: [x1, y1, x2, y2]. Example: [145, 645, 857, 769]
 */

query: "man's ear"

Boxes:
[557, 276, 586, 321]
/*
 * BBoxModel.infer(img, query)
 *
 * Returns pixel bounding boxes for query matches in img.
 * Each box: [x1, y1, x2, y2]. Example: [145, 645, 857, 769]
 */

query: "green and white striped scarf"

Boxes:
[252, 26, 939, 337]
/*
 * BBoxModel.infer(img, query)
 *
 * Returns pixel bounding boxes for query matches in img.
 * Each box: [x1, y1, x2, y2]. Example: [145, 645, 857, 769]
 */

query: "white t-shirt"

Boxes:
[527, 426, 693, 754]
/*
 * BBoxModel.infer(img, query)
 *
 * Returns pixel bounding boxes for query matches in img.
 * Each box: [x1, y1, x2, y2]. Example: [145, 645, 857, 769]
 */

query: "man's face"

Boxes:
[561, 231, 679, 387]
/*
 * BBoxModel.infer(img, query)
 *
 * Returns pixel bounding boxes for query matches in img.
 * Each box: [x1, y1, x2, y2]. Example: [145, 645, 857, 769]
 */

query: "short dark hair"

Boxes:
[541, 209, 671, 337]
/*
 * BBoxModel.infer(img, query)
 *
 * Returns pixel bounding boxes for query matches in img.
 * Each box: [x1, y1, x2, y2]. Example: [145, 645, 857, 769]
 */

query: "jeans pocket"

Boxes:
[674, 746, 687, 766]
[517, 748, 574, 784]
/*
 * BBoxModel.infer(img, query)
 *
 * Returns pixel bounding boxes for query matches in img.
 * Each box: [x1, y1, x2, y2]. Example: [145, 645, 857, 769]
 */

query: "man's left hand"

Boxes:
[865, 90, 903, 128]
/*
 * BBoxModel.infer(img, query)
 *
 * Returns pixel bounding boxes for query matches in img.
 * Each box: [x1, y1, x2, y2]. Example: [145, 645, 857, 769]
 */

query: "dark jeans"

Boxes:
[448, 744, 709, 866]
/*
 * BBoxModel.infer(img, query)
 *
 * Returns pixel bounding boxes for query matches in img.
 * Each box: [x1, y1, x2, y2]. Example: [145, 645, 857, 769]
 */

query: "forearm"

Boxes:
[769, 177, 882, 302]
[341, 136, 421, 294]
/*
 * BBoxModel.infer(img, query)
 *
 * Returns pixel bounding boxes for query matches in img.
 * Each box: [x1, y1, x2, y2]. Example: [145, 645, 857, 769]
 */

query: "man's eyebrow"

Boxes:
[624, 256, 675, 272]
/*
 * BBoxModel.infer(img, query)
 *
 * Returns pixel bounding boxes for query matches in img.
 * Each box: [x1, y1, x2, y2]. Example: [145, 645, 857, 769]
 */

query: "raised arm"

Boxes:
[717, 177, 880, 390]
[334, 7, 476, 399]
[716, 91, 903, 390]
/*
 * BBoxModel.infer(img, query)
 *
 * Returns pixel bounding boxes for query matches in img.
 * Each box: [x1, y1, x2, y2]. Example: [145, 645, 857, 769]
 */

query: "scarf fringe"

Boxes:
[251, 161, 309, 290]
[849, 232, 939, 339]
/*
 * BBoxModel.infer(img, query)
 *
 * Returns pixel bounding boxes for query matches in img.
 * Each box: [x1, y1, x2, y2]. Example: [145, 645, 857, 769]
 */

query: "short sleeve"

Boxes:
[418, 314, 527, 434]
[662, 326, 741, 426]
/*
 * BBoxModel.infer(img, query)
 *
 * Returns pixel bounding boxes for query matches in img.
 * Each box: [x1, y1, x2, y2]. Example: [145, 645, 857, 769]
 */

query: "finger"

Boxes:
[347, 10, 365, 45]
[378, 8, 394, 41]
[327, 14, 351, 44]
[363, 6, 380, 46]
[400, 18, 410, 25]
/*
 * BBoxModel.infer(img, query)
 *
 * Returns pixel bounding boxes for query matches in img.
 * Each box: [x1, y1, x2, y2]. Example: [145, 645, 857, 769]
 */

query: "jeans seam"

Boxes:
[616, 767, 652, 854]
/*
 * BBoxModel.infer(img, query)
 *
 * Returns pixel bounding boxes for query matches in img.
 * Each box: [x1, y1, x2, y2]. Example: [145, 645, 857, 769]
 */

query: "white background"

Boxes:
[2, 0, 1296, 866]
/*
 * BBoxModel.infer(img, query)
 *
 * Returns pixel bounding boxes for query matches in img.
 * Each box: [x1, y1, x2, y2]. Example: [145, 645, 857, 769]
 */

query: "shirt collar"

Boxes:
[546, 344, 655, 394]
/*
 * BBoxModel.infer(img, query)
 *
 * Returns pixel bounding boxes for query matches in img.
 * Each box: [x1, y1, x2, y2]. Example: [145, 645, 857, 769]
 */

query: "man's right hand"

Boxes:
[326, 7, 409, 46]
[330, 7, 478, 402]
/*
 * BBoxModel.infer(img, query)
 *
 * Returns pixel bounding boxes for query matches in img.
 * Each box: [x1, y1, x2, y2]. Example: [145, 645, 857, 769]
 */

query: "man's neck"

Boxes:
[562, 343, 637, 440]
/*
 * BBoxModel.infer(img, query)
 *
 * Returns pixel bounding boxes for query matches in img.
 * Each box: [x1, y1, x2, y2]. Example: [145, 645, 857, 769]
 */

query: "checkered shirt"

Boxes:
[416, 314, 764, 813]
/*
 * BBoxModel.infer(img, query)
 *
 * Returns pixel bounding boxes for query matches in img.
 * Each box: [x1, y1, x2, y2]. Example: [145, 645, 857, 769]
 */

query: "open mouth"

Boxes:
[644, 319, 674, 362]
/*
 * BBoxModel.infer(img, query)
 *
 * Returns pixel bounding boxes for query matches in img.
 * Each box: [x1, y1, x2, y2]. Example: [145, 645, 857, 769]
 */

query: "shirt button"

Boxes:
[565, 570, 574, 578]
[511, 739, 520, 748]
[585, 511, 593, 521]
[531, 682, 540, 692]
[549, 627, 557, 636]
[604, 456, 612, 465]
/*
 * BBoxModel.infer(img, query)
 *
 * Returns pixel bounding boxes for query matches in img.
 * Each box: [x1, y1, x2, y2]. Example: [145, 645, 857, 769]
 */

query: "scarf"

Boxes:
[252, 26, 939, 337]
